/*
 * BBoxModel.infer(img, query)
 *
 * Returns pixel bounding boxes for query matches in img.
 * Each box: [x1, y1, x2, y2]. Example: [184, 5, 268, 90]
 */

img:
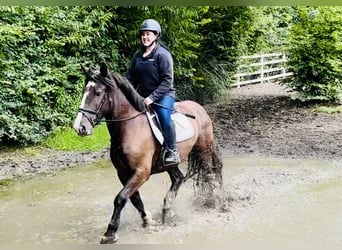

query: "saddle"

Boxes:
[146, 109, 195, 146]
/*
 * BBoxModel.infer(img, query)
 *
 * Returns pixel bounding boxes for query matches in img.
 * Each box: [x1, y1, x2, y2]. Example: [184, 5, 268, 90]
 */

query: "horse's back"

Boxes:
[175, 100, 212, 125]
[175, 100, 213, 142]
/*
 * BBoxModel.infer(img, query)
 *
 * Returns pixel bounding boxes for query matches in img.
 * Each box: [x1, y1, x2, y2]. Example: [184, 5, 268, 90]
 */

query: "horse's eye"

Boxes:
[95, 91, 102, 97]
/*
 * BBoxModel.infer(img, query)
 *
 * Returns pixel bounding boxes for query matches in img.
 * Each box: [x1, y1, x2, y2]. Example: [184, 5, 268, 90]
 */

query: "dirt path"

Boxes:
[1, 81, 342, 180]
[209, 81, 342, 161]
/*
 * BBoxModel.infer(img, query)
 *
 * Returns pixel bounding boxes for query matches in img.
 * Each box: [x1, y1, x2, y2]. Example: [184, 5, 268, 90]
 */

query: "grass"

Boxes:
[43, 124, 110, 152]
[0, 124, 110, 161]
[0, 178, 12, 187]
[315, 105, 342, 114]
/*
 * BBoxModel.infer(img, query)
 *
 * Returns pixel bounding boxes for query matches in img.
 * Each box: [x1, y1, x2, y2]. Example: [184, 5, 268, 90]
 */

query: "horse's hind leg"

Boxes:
[211, 144, 223, 187]
[162, 167, 184, 224]
[130, 191, 154, 227]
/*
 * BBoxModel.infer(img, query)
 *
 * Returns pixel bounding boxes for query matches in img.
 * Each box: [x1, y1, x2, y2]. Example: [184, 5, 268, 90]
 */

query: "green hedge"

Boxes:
[0, 6, 257, 145]
[0, 6, 118, 145]
[287, 7, 342, 103]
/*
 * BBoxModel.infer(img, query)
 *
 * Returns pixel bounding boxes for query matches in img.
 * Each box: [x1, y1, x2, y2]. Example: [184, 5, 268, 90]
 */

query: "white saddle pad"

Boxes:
[146, 111, 195, 145]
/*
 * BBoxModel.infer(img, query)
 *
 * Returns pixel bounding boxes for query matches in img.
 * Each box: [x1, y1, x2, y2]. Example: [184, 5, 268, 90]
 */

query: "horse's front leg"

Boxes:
[162, 167, 184, 223]
[100, 188, 127, 244]
[100, 168, 149, 244]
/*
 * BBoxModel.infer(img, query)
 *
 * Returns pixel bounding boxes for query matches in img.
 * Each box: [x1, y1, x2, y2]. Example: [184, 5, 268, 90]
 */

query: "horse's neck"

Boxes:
[106, 96, 143, 147]
[106, 78, 145, 142]
[109, 84, 140, 120]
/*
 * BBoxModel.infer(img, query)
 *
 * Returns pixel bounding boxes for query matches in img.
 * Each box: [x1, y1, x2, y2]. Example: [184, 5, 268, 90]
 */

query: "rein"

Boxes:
[78, 107, 146, 123]
[98, 109, 147, 123]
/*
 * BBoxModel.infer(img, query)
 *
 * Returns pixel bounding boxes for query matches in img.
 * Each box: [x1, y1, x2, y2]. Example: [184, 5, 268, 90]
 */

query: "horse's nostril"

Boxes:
[80, 125, 87, 135]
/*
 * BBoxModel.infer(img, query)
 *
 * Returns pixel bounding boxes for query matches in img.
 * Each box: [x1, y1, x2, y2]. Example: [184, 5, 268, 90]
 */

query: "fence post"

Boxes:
[282, 53, 286, 78]
[260, 54, 264, 84]
[236, 69, 241, 88]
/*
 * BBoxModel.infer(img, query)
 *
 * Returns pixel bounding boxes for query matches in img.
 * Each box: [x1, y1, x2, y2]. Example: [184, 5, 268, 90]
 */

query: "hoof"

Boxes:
[162, 208, 175, 224]
[100, 234, 119, 244]
[142, 210, 157, 227]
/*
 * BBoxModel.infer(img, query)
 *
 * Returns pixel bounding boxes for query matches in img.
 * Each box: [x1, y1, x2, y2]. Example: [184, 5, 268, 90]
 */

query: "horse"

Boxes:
[73, 63, 223, 244]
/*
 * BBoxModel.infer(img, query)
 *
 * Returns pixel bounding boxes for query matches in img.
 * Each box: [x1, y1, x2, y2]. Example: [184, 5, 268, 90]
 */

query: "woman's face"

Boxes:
[140, 31, 158, 47]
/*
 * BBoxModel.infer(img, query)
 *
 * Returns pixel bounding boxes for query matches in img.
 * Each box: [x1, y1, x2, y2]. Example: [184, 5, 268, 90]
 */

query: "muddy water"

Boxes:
[1, 155, 342, 246]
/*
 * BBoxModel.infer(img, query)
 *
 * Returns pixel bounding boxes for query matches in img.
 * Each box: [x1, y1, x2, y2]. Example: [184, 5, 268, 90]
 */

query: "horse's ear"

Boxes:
[100, 62, 108, 77]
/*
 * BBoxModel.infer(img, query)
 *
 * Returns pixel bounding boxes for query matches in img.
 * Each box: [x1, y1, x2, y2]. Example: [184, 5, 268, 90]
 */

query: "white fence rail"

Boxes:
[233, 52, 293, 87]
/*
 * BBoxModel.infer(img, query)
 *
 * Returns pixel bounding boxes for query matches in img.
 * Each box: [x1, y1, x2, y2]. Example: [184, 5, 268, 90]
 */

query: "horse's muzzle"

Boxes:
[73, 112, 94, 136]
[78, 125, 89, 136]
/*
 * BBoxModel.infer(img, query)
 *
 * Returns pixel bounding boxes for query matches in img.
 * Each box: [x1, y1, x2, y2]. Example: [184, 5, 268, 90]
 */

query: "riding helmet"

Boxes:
[139, 19, 162, 37]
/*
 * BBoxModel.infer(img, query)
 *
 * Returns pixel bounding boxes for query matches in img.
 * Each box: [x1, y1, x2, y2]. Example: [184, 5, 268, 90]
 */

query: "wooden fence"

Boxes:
[233, 52, 293, 87]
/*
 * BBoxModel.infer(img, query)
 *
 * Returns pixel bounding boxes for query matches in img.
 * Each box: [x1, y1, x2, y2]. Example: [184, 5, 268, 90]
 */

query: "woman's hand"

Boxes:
[144, 97, 153, 106]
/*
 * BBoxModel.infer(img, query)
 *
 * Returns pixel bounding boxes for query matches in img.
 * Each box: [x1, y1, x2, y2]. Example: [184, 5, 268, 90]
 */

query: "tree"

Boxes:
[246, 6, 296, 53]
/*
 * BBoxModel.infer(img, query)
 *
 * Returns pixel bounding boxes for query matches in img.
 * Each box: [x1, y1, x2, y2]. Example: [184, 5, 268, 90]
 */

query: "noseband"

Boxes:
[78, 92, 107, 126]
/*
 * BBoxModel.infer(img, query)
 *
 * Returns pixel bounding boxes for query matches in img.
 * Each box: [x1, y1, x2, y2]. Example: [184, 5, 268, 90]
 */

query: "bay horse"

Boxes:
[73, 63, 223, 244]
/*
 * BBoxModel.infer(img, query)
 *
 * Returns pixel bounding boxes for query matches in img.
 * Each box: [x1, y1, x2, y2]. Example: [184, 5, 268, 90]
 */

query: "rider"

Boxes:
[127, 18, 180, 166]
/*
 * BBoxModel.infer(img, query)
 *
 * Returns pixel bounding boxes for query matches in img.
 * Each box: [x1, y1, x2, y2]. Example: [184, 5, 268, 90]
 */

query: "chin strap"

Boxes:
[142, 38, 158, 48]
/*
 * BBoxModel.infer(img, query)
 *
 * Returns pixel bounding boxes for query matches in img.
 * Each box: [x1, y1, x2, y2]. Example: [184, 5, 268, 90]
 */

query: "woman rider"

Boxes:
[127, 19, 180, 166]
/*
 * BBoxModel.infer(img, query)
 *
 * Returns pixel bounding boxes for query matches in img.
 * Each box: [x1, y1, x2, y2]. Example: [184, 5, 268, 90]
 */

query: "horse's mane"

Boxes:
[110, 73, 146, 112]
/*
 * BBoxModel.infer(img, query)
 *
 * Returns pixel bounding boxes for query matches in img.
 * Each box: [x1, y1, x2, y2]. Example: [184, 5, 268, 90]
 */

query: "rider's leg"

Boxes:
[154, 96, 180, 165]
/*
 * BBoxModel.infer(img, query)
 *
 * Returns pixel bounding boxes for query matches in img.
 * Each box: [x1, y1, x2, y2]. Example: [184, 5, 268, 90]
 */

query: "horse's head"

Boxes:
[73, 63, 113, 136]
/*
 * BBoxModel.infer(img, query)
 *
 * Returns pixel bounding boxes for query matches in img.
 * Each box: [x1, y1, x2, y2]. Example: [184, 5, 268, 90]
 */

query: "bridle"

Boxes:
[78, 96, 106, 127]
[77, 74, 147, 125]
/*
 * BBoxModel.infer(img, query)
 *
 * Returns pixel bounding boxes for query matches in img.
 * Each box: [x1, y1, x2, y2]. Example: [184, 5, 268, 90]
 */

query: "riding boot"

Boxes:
[163, 121, 180, 166]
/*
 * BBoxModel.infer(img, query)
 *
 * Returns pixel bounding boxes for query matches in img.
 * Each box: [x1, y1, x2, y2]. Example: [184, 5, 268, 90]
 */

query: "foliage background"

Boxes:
[0, 6, 117, 145]
[0, 6, 259, 145]
[1, 6, 341, 146]
[286, 6, 342, 103]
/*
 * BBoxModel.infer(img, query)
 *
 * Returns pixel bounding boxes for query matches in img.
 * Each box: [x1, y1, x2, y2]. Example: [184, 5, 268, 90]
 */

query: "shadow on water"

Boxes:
[1, 155, 342, 246]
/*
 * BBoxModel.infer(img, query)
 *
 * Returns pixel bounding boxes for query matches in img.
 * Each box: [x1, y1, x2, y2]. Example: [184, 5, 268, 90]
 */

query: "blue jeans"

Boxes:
[153, 95, 176, 150]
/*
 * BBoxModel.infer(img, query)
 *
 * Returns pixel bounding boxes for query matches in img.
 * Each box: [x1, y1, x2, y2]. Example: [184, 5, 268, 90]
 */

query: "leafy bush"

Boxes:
[193, 6, 256, 103]
[0, 6, 258, 145]
[286, 7, 342, 103]
[0, 6, 118, 145]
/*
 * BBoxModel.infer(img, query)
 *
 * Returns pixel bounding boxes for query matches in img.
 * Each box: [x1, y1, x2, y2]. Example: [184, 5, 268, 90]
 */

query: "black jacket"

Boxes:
[127, 43, 176, 101]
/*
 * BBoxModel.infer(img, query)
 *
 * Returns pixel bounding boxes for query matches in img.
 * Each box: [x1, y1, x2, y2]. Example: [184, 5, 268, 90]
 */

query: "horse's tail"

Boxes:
[185, 143, 223, 194]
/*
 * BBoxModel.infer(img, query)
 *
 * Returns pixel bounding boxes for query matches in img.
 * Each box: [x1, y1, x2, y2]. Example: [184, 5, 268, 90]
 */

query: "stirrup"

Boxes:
[163, 149, 180, 166]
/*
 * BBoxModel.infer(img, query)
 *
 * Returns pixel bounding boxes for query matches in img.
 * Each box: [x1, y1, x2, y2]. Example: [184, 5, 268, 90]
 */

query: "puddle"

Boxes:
[1, 155, 342, 246]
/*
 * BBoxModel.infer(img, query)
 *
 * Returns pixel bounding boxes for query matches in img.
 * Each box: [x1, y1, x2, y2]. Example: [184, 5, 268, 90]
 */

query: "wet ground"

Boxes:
[1, 156, 342, 246]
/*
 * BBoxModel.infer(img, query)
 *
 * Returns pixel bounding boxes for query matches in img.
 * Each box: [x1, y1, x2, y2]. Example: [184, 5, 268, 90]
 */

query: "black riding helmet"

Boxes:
[139, 19, 162, 38]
